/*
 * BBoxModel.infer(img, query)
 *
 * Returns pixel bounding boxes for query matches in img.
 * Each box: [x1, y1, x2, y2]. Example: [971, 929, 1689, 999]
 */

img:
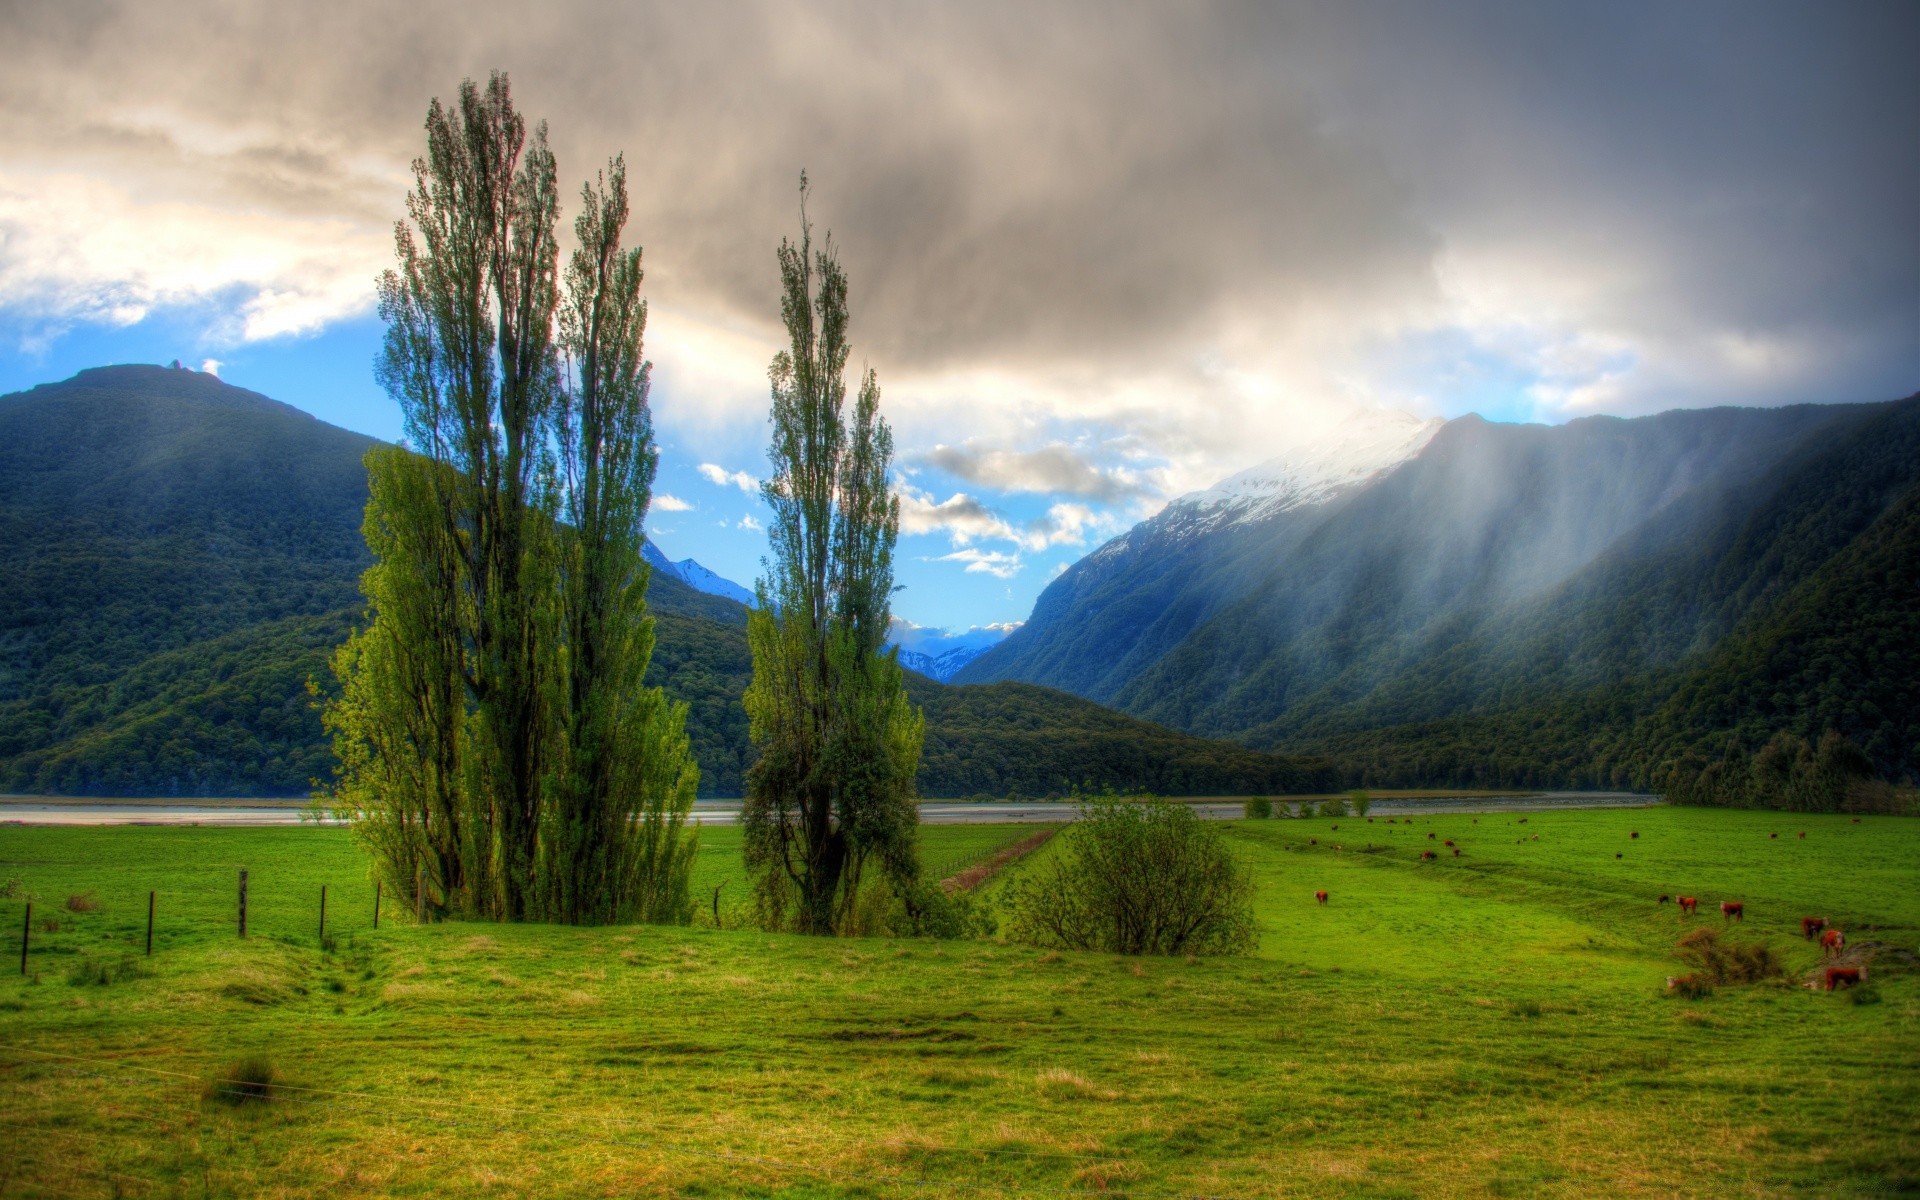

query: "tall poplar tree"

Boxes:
[742, 176, 925, 934]
[545, 158, 698, 924]
[322, 73, 695, 924]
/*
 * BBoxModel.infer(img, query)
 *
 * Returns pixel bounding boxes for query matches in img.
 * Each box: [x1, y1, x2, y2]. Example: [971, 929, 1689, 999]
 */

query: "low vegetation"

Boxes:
[1002, 795, 1255, 955]
[0, 806, 1914, 1194]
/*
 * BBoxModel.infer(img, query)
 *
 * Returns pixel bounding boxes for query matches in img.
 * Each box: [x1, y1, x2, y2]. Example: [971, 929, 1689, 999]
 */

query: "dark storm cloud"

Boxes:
[1, 0, 1913, 416]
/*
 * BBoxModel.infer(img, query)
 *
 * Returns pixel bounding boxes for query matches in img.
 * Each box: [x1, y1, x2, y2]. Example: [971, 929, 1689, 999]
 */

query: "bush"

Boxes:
[1322, 795, 1349, 818]
[1244, 796, 1273, 820]
[1002, 793, 1255, 957]
[1348, 790, 1372, 817]
[65, 893, 100, 913]
[1674, 928, 1785, 986]
[205, 1057, 276, 1105]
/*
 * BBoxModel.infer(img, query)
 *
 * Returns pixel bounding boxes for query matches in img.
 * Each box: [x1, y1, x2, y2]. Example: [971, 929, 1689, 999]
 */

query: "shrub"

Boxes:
[1674, 928, 1785, 986]
[205, 1057, 276, 1105]
[1002, 793, 1255, 957]
[1322, 795, 1349, 818]
[65, 893, 100, 913]
[1244, 796, 1273, 820]
[0, 877, 25, 900]
[1348, 790, 1372, 817]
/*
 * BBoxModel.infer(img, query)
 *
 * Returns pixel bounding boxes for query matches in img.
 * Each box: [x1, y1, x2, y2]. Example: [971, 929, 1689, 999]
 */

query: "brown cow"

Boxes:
[1800, 917, 1828, 940]
[1770, 832, 1778, 839]
[1452, 848, 1461, 857]
[1852, 817, 1861, 824]
[1518, 818, 1529, 824]
[1315, 891, 1329, 906]
[1427, 832, 1437, 840]
[1630, 831, 1639, 839]
[1822, 929, 1845, 958]
[1678, 897, 1698, 915]
[1444, 839, 1455, 847]
[1797, 831, 1806, 840]
[1421, 850, 1438, 860]
[1331, 825, 1339, 831]
[1658, 894, 1671, 905]
[1825, 966, 1864, 991]
[1309, 838, 1318, 845]
[1721, 901, 1744, 922]
[1615, 853, 1623, 859]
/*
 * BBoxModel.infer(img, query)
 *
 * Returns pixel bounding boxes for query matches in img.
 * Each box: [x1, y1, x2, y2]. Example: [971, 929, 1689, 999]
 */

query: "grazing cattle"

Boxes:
[1315, 891, 1329, 906]
[1472, 818, 1479, 824]
[1531, 834, 1539, 841]
[1797, 831, 1806, 840]
[1630, 831, 1639, 839]
[1658, 895, 1671, 905]
[1331, 825, 1339, 831]
[1452, 848, 1461, 857]
[1615, 853, 1623, 859]
[1309, 838, 1318, 845]
[1518, 818, 1528, 824]
[1824, 966, 1864, 991]
[1770, 832, 1778, 839]
[1678, 897, 1698, 915]
[1420, 850, 1438, 860]
[1721, 901, 1744, 922]
[1444, 839, 1455, 847]
[1851, 817, 1861, 824]
[1427, 832, 1437, 840]
[1822, 929, 1845, 958]
[1800, 917, 1828, 939]
[1367, 818, 1374, 823]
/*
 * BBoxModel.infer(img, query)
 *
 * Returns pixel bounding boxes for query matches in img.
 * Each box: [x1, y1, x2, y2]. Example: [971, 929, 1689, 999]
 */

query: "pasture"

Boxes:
[0, 806, 1914, 1197]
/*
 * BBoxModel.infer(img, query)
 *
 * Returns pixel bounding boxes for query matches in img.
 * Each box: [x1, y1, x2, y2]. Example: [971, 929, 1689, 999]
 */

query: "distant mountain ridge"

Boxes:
[887, 621, 1017, 682]
[0, 364, 1328, 798]
[643, 542, 755, 607]
[961, 396, 1920, 793]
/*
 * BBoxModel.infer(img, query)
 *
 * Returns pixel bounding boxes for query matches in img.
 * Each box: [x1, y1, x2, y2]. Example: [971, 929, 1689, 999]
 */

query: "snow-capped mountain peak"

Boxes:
[643, 542, 755, 606]
[1166, 408, 1443, 532]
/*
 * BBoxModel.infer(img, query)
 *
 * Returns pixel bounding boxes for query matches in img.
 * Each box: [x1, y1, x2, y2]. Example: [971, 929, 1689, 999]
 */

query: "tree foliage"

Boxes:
[1003, 794, 1255, 957]
[321, 73, 695, 924]
[742, 178, 925, 935]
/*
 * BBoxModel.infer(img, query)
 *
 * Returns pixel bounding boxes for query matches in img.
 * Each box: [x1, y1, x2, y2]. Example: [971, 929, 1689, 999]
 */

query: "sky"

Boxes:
[1, 0, 1915, 631]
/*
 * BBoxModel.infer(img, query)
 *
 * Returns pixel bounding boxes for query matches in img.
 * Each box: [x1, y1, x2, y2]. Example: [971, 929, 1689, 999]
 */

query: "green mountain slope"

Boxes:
[1287, 396, 1920, 795]
[0, 365, 1324, 798]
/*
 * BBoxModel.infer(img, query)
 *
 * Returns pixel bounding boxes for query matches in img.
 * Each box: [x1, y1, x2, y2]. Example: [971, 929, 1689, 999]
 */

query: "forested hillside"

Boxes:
[963, 391, 1918, 805]
[0, 365, 1325, 798]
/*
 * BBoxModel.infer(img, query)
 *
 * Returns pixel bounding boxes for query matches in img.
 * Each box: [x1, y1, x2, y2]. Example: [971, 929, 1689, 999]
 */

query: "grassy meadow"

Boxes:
[0, 806, 1914, 1197]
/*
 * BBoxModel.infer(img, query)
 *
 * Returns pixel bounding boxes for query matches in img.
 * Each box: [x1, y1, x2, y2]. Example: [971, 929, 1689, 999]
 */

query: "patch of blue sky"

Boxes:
[1369, 326, 1559, 426]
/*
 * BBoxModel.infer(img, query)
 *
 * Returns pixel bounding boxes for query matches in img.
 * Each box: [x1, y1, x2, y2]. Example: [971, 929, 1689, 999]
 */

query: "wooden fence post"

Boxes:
[414, 865, 425, 925]
[374, 880, 381, 930]
[146, 890, 155, 956]
[319, 884, 327, 945]
[18, 901, 28, 976]
[238, 869, 248, 939]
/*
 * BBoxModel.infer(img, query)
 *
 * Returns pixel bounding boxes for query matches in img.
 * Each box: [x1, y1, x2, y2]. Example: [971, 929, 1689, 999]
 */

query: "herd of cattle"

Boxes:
[1304, 816, 1870, 994]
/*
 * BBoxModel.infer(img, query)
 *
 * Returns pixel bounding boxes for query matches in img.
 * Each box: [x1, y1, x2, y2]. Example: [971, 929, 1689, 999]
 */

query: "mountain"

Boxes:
[643, 542, 756, 607]
[0, 364, 1328, 798]
[961, 396, 1920, 798]
[886, 621, 1017, 682]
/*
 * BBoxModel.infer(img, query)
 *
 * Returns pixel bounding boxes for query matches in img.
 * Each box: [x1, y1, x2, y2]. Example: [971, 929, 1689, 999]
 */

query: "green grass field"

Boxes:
[0, 807, 1914, 1197]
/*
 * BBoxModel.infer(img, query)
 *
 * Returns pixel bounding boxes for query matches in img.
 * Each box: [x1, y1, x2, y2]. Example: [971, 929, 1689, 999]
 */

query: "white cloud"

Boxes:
[653, 492, 692, 512]
[896, 484, 1114, 554]
[737, 513, 765, 532]
[0, 168, 388, 345]
[199, 358, 222, 376]
[935, 549, 1023, 579]
[699, 463, 760, 493]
